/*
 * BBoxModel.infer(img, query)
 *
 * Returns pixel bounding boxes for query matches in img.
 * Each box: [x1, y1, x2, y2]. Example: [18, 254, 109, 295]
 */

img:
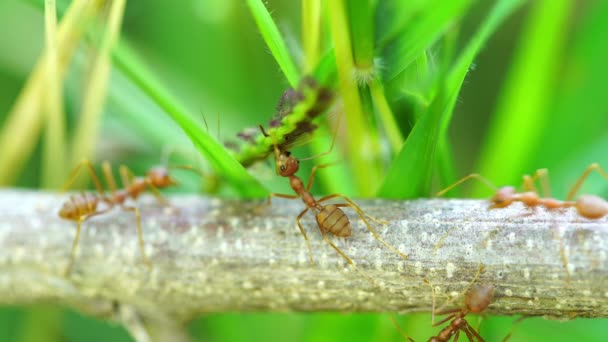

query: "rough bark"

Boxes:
[1, 189, 607, 327]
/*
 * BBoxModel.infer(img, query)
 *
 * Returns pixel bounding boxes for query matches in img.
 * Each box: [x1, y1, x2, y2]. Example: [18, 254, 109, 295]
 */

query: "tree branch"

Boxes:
[1, 189, 607, 325]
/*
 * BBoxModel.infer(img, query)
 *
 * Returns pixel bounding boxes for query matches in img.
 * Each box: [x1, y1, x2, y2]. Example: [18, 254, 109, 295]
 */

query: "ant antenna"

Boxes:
[299, 114, 342, 162]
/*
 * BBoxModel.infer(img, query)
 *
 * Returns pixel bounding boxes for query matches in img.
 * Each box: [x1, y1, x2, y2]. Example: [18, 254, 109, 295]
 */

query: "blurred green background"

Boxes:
[1, 0, 608, 341]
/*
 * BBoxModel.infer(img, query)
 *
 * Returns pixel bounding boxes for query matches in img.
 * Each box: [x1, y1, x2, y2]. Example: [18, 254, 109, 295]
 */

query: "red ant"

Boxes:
[59, 160, 200, 275]
[436, 163, 608, 220]
[392, 266, 494, 341]
[259, 122, 407, 271]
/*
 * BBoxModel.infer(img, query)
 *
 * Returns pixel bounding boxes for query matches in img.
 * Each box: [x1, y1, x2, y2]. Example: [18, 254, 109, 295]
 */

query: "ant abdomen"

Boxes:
[59, 194, 100, 220]
[465, 284, 495, 314]
[576, 194, 608, 219]
[316, 205, 351, 237]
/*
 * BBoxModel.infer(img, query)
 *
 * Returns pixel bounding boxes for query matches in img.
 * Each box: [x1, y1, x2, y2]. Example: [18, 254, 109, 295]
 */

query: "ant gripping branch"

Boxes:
[258, 121, 407, 275]
[392, 266, 494, 342]
[58, 160, 201, 275]
[436, 163, 608, 220]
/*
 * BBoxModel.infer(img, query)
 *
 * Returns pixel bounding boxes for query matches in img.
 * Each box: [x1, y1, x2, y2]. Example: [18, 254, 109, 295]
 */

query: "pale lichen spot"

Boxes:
[397, 261, 405, 272]
[400, 220, 409, 229]
[357, 290, 370, 300]
[524, 290, 531, 298]
[219, 242, 228, 253]
[555, 303, 562, 309]
[526, 239, 534, 250]
[423, 213, 433, 221]
[374, 258, 383, 271]
[523, 268, 530, 280]
[320, 291, 330, 300]
[604, 291, 608, 298]
[269, 258, 276, 266]
[216, 226, 224, 239]
[505, 289, 513, 297]
[486, 239, 493, 250]
[317, 280, 325, 289]
[242, 280, 254, 289]
[508, 232, 516, 242]
[567, 263, 575, 275]
[291, 291, 301, 300]
[320, 253, 329, 269]
[229, 217, 239, 227]
[552, 273, 559, 280]
[414, 261, 423, 275]
[265, 220, 272, 231]
[252, 226, 260, 234]
[527, 300, 534, 306]
[235, 238, 243, 251]
[583, 290, 591, 297]
[446, 262, 456, 279]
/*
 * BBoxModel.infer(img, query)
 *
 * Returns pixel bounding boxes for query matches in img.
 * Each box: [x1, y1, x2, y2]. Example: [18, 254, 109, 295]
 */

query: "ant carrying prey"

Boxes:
[59, 159, 201, 275]
[259, 121, 407, 272]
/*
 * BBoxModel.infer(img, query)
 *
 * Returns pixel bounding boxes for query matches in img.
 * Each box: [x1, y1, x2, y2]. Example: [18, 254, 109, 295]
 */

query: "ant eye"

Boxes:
[285, 151, 291, 157]
[280, 165, 286, 171]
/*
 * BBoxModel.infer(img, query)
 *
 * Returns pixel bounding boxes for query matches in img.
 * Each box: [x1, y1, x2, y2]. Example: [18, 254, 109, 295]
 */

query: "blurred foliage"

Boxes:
[1, 0, 608, 341]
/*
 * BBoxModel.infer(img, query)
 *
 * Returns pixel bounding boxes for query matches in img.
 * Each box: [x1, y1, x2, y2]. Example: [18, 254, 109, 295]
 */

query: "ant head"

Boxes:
[147, 167, 178, 188]
[276, 150, 299, 176]
[490, 186, 516, 208]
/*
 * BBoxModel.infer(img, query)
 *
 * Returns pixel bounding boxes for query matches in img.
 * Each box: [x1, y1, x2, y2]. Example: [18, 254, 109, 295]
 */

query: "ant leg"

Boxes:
[61, 159, 105, 195]
[522, 168, 551, 197]
[553, 226, 571, 285]
[566, 163, 608, 201]
[331, 202, 408, 260]
[102, 161, 118, 194]
[463, 323, 483, 342]
[317, 194, 407, 259]
[299, 114, 341, 162]
[432, 312, 458, 327]
[266, 193, 299, 206]
[295, 207, 314, 265]
[389, 315, 415, 342]
[453, 330, 461, 342]
[65, 217, 85, 276]
[317, 193, 387, 225]
[501, 316, 527, 342]
[65, 208, 112, 276]
[306, 162, 341, 192]
[121, 205, 151, 268]
[434, 265, 484, 315]
[316, 223, 379, 287]
[435, 174, 497, 198]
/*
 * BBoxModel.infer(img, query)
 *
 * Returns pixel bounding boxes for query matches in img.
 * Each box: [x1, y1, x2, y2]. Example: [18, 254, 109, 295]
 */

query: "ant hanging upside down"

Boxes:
[59, 159, 201, 275]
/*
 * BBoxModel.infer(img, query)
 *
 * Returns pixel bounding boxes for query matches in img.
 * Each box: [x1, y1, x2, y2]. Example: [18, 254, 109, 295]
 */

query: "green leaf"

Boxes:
[246, 0, 300, 87]
[474, 0, 574, 195]
[378, 0, 524, 199]
[112, 43, 268, 198]
[379, 0, 472, 81]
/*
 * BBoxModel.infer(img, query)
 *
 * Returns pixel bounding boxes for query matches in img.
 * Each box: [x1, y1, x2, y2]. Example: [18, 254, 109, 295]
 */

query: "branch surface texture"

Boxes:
[1, 189, 607, 325]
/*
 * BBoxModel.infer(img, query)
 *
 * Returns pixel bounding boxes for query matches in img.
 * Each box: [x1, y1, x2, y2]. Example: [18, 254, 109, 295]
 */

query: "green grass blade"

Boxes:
[380, 0, 472, 81]
[531, 0, 608, 197]
[378, 0, 524, 199]
[70, 0, 125, 176]
[302, 0, 322, 73]
[246, 0, 300, 87]
[41, 0, 67, 189]
[474, 0, 573, 195]
[0, 0, 102, 186]
[328, 0, 383, 196]
[112, 43, 267, 198]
